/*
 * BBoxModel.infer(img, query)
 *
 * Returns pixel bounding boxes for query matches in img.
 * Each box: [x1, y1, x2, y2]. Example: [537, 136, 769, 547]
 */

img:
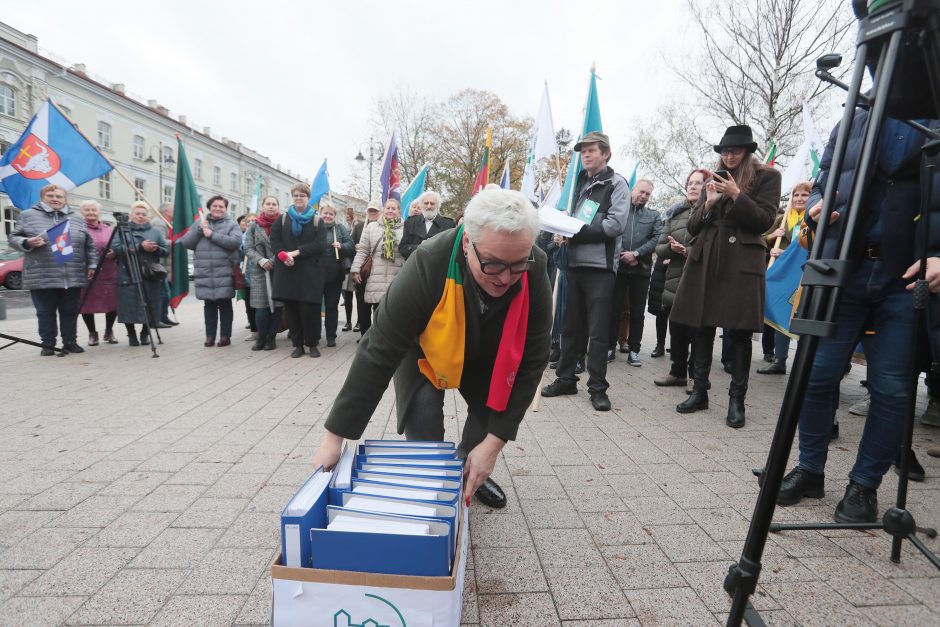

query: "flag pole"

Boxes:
[333, 225, 339, 259]
[48, 99, 170, 228]
[767, 203, 792, 270]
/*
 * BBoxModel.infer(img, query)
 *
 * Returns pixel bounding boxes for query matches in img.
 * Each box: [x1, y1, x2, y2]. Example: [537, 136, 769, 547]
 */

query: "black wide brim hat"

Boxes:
[713, 125, 758, 154]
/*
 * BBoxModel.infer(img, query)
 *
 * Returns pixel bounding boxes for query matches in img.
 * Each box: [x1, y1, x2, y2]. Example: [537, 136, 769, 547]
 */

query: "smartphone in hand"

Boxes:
[713, 169, 730, 181]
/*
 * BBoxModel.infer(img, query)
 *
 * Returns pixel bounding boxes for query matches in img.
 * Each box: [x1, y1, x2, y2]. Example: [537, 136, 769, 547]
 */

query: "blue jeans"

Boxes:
[254, 306, 282, 337]
[797, 259, 914, 490]
[31, 288, 81, 346]
[773, 329, 791, 361]
[203, 299, 233, 339]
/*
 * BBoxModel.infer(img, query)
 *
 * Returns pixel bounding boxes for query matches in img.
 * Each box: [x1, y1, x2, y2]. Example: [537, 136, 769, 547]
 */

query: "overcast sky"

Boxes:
[7, 0, 696, 193]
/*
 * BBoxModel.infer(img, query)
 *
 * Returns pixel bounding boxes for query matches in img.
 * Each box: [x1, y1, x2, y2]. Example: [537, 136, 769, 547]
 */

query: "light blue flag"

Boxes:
[399, 163, 429, 220]
[627, 161, 639, 189]
[764, 231, 808, 338]
[499, 162, 511, 189]
[557, 68, 603, 211]
[308, 159, 329, 209]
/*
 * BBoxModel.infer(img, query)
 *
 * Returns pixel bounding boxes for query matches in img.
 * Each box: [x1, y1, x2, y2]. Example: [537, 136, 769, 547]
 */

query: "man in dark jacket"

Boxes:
[541, 132, 630, 411]
[399, 191, 455, 259]
[777, 109, 940, 524]
[608, 179, 662, 366]
[312, 188, 552, 509]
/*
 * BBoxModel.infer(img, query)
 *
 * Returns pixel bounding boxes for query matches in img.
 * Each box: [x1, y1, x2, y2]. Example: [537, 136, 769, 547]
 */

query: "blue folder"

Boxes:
[358, 444, 457, 459]
[350, 478, 460, 506]
[355, 456, 464, 471]
[310, 506, 452, 576]
[280, 466, 330, 568]
[362, 439, 455, 448]
[358, 463, 463, 479]
[353, 470, 462, 492]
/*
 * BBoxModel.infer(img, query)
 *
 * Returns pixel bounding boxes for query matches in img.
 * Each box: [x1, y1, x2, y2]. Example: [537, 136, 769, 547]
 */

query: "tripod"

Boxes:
[80, 213, 162, 358]
[724, 1, 940, 625]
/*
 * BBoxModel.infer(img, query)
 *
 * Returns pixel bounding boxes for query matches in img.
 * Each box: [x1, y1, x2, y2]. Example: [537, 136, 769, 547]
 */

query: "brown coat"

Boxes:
[670, 167, 781, 332]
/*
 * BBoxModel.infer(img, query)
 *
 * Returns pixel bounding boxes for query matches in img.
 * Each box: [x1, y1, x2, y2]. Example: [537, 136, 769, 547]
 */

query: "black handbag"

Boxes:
[141, 261, 168, 281]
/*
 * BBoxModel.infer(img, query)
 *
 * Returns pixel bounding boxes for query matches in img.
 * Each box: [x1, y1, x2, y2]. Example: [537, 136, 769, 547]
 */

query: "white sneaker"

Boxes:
[848, 394, 870, 417]
[244, 332, 259, 342]
[627, 351, 642, 367]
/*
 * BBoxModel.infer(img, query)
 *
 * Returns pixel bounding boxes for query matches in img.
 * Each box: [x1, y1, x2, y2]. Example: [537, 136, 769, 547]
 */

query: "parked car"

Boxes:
[0, 250, 23, 290]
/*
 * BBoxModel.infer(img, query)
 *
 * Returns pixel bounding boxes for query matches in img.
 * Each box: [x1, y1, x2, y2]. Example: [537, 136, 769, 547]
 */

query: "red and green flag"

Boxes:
[472, 128, 492, 195]
[763, 139, 778, 166]
[168, 135, 202, 309]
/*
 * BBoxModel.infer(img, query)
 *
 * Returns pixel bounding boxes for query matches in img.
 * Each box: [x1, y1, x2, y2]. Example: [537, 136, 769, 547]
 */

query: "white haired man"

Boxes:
[399, 190, 456, 259]
[313, 188, 552, 508]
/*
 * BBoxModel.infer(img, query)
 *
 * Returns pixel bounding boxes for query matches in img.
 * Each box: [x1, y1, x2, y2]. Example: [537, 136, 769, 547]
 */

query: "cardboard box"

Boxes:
[270, 502, 468, 626]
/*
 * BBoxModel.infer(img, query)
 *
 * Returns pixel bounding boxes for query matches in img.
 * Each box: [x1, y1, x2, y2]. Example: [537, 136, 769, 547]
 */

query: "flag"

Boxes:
[627, 161, 639, 189]
[538, 178, 561, 210]
[764, 234, 808, 337]
[308, 159, 330, 209]
[499, 162, 511, 189]
[169, 136, 202, 309]
[45, 219, 73, 265]
[380, 130, 402, 204]
[521, 83, 558, 201]
[400, 163, 429, 220]
[763, 139, 778, 166]
[472, 128, 492, 195]
[557, 67, 603, 211]
[0, 99, 112, 209]
[248, 174, 263, 214]
[780, 103, 826, 194]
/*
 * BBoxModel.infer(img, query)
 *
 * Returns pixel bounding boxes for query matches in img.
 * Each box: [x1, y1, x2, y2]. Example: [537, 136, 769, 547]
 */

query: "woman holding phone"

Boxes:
[669, 126, 781, 428]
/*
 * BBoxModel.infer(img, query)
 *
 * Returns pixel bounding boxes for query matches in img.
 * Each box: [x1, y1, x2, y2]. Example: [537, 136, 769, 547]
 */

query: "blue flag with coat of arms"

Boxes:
[45, 219, 74, 265]
[0, 99, 112, 209]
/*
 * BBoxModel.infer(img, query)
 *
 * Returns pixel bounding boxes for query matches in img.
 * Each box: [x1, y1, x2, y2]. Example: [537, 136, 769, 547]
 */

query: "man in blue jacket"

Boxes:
[541, 132, 630, 411]
[776, 109, 940, 523]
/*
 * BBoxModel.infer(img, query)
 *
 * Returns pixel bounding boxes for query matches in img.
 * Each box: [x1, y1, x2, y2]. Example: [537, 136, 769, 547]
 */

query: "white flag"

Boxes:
[780, 102, 826, 195]
[538, 177, 561, 211]
[521, 83, 558, 201]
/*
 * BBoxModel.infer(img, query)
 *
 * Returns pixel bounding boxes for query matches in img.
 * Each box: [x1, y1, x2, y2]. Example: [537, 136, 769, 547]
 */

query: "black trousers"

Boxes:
[556, 268, 615, 394]
[668, 319, 695, 379]
[655, 312, 668, 348]
[691, 327, 752, 397]
[282, 299, 320, 347]
[82, 312, 117, 334]
[609, 270, 651, 353]
[403, 379, 488, 458]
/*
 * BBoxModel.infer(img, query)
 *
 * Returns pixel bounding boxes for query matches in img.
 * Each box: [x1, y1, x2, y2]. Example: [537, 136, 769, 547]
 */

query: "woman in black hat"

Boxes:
[669, 125, 781, 428]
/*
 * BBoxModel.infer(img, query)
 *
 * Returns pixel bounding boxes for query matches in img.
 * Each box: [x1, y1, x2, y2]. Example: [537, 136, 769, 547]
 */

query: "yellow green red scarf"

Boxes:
[418, 226, 530, 411]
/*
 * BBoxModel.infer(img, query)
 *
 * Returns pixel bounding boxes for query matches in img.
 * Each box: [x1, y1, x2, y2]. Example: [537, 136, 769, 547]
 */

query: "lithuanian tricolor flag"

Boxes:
[418, 228, 467, 389]
[472, 128, 492, 195]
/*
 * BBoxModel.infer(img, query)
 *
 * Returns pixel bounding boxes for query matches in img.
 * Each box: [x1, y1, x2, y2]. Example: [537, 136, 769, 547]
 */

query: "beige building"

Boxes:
[0, 21, 315, 250]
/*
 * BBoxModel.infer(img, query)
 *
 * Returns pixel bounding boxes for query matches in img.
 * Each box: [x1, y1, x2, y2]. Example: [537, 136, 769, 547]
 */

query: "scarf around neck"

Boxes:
[256, 211, 278, 235]
[417, 226, 530, 411]
[381, 216, 401, 260]
[287, 206, 314, 237]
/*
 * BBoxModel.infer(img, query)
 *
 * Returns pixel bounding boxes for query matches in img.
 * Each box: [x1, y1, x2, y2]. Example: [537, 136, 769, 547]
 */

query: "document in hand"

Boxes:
[280, 467, 332, 568]
[311, 506, 452, 576]
[538, 205, 586, 237]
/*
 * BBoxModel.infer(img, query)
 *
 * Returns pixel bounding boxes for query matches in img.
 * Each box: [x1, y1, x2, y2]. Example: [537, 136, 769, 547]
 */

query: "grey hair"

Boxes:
[419, 190, 441, 206]
[79, 200, 101, 211]
[463, 188, 540, 242]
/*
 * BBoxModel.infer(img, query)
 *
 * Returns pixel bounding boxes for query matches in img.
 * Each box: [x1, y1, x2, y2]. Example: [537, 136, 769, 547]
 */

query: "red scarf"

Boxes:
[256, 211, 278, 235]
[487, 273, 529, 411]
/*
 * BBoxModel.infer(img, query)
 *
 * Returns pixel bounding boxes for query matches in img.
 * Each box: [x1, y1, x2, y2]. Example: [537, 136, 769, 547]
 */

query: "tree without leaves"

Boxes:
[373, 89, 437, 183]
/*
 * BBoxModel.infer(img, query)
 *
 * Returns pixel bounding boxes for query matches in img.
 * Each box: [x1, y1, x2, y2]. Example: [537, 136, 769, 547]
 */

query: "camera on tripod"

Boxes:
[113, 211, 129, 224]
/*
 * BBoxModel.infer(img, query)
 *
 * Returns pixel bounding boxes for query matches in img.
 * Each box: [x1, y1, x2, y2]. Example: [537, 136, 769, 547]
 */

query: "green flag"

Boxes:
[557, 67, 603, 211]
[169, 136, 201, 309]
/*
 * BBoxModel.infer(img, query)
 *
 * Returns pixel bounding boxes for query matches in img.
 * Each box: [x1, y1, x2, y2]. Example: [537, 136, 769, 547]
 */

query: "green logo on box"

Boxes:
[333, 593, 406, 627]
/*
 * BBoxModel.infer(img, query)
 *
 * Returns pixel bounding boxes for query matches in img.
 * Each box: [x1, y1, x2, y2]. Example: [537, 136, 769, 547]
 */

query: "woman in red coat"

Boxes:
[79, 201, 118, 345]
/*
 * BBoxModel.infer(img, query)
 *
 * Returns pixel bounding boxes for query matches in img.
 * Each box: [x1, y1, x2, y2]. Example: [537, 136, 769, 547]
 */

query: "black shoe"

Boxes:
[40, 346, 56, 357]
[676, 389, 708, 413]
[160, 318, 179, 326]
[341, 323, 352, 332]
[830, 422, 840, 442]
[763, 353, 774, 363]
[777, 467, 825, 506]
[251, 337, 266, 351]
[264, 335, 277, 351]
[154, 322, 173, 329]
[541, 379, 577, 397]
[475, 477, 507, 509]
[574, 359, 585, 375]
[726, 397, 745, 429]
[590, 392, 611, 411]
[834, 481, 878, 524]
[140, 332, 151, 346]
[353, 323, 360, 332]
[63, 342, 84, 354]
[128, 334, 140, 347]
[548, 346, 560, 363]
[893, 451, 925, 482]
[606, 349, 615, 363]
[290, 346, 305, 358]
[308, 345, 321, 358]
[651, 344, 665, 358]
[757, 359, 787, 375]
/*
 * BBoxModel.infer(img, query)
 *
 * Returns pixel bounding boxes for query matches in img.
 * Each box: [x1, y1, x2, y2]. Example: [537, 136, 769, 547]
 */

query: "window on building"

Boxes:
[213, 166, 221, 186]
[161, 145, 172, 165]
[2, 206, 20, 238]
[194, 158, 203, 180]
[230, 172, 237, 191]
[230, 202, 237, 215]
[134, 177, 146, 198]
[133, 135, 145, 160]
[97, 121, 112, 149]
[99, 172, 111, 199]
[163, 185, 174, 205]
[0, 85, 15, 117]
[0, 139, 11, 158]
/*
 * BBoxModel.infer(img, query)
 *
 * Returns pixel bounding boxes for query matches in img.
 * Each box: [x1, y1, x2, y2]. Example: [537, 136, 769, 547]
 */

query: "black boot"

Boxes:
[264, 334, 277, 350]
[756, 358, 787, 375]
[251, 336, 266, 351]
[677, 329, 713, 413]
[726, 332, 751, 428]
[677, 383, 709, 413]
[127, 327, 139, 347]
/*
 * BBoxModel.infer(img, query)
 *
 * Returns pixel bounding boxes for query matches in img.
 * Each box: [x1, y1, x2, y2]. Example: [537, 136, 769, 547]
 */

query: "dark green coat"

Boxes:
[324, 228, 553, 442]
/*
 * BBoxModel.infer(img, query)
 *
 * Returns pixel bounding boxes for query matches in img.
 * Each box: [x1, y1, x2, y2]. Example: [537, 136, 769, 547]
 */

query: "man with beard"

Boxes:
[399, 191, 456, 259]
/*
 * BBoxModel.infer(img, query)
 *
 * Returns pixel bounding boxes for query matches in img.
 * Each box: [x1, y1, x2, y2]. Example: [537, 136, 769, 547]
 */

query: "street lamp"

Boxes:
[354, 137, 384, 201]
[144, 141, 176, 205]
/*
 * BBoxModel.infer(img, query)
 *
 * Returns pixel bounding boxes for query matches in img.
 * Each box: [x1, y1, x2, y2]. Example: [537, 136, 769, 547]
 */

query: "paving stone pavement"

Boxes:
[0, 300, 938, 626]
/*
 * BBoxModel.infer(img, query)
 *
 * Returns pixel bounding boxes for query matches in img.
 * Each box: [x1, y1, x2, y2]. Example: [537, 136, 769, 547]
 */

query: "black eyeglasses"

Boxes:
[471, 241, 534, 275]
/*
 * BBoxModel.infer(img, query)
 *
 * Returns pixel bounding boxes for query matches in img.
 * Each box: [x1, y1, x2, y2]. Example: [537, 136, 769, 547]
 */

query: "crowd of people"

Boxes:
[8, 117, 940, 514]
